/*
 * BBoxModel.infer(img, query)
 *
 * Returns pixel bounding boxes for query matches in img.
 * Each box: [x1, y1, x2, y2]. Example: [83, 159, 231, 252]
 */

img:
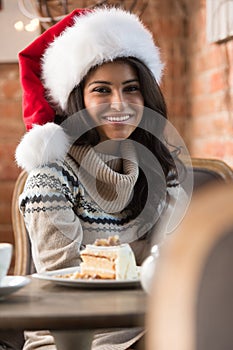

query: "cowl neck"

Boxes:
[69, 140, 139, 213]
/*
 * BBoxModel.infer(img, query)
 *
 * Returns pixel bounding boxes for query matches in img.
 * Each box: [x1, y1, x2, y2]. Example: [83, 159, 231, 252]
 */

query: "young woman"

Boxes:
[15, 6, 190, 350]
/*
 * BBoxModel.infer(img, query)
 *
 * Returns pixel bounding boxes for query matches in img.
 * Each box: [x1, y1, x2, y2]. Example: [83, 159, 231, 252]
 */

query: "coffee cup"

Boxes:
[0, 243, 13, 286]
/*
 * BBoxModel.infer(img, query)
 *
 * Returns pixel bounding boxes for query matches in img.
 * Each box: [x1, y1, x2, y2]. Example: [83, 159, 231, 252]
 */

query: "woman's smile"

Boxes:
[102, 113, 133, 123]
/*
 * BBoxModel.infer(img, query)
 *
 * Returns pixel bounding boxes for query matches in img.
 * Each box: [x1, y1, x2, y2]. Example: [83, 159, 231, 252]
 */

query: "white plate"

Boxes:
[0, 276, 31, 298]
[32, 266, 141, 289]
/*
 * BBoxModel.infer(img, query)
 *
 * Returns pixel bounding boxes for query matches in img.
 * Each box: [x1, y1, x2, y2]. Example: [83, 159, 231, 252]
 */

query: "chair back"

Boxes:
[11, 170, 35, 275]
[146, 183, 233, 350]
[191, 157, 233, 190]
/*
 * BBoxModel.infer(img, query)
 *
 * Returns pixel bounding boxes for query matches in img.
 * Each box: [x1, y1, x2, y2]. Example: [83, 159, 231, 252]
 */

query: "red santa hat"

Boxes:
[19, 6, 164, 130]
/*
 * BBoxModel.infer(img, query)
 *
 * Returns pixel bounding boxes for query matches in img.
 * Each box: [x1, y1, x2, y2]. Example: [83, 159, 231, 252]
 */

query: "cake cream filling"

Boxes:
[115, 245, 138, 280]
[80, 244, 138, 280]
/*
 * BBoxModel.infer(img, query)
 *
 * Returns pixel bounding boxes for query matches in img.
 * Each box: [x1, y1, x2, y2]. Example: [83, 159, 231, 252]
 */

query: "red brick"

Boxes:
[191, 139, 226, 158]
[0, 182, 14, 202]
[0, 142, 21, 181]
[0, 228, 14, 244]
[0, 118, 25, 140]
[229, 64, 233, 86]
[1, 79, 21, 99]
[0, 203, 11, 224]
[190, 75, 207, 96]
[191, 92, 227, 116]
[0, 64, 19, 80]
[225, 140, 233, 156]
[192, 113, 231, 138]
[209, 70, 228, 93]
[166, 59, 188, 81]
[0, 101, 22, 120]
[192, 46, 226, 73]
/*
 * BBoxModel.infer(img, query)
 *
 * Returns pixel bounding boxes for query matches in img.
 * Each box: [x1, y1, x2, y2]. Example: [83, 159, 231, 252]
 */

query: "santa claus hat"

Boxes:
[19, 6, 164, 130]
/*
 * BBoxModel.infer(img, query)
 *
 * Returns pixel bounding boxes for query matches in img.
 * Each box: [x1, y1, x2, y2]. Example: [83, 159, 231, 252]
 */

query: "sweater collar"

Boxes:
[69, 141, 139, 213]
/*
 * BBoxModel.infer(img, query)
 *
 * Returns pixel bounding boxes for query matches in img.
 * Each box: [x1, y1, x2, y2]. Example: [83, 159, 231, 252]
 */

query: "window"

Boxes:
[206, 0, 233, 43]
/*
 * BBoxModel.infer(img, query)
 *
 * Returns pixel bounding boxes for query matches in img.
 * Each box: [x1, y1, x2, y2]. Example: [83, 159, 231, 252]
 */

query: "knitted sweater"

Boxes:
[20, 143, 153, 269]
[16, 123, 188, 350]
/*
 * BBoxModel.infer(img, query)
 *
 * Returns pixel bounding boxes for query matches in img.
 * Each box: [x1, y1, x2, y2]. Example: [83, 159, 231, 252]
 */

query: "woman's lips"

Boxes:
[102, 114, 133, 123]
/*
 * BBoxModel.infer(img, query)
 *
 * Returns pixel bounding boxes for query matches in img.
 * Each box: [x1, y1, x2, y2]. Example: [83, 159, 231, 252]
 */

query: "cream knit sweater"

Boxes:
[16, 124, 188, 350]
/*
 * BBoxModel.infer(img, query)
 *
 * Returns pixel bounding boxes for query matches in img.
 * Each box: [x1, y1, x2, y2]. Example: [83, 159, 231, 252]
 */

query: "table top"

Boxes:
[0, 277, 147, 331]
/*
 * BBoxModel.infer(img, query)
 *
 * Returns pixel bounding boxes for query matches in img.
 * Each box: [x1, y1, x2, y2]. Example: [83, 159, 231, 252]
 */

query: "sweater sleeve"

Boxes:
[19, 164, 83, 273]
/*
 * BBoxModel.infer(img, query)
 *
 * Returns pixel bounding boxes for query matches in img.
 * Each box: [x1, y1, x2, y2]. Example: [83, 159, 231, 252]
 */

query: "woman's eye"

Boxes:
[124, 85, 140, 92]
[93, 86, 110, 93]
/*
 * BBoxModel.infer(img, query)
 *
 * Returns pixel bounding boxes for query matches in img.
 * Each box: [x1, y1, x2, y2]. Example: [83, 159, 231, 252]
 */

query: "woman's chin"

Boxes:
[103, 131, 133, 141]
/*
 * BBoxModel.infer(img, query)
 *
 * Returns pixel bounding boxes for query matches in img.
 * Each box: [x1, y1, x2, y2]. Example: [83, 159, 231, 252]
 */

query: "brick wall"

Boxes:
[188, 0, 233, 166]
[143, 0, 191, 147]
[0, 64, 25, 268]
[0, 0, 233, 266]
[143, 0, 233, 164]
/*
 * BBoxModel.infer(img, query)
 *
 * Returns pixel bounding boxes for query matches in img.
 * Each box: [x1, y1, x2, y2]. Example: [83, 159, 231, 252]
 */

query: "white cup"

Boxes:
[140, 245, 159, 294]
[0, 243, 13, 286]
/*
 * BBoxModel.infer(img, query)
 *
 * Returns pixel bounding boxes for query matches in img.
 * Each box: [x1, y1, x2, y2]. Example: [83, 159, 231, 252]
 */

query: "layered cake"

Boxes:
[80, 236, 138, 280]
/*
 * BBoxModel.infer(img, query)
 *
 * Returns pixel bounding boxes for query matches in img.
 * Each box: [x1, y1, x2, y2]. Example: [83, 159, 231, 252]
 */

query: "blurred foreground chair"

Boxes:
[146, 183, 233, 350]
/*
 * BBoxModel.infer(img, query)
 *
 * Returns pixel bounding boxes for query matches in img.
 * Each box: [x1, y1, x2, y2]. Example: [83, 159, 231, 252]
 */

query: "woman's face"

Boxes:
[83, 61, 144, 141]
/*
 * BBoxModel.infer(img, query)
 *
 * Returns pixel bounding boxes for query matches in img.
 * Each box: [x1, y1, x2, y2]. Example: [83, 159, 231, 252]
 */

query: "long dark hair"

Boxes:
[56, 57, 181, 223]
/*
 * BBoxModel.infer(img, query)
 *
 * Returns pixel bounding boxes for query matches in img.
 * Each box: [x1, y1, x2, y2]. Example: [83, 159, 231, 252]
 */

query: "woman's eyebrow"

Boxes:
[122, 79, 139, 85]
[88, 79, 139, 87]
[88, 80, 111, 86]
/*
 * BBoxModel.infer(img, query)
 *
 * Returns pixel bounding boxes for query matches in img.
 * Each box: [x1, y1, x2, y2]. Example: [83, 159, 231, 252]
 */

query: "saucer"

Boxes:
[33, 266, 141, 289]
[0, 276, 30, 299]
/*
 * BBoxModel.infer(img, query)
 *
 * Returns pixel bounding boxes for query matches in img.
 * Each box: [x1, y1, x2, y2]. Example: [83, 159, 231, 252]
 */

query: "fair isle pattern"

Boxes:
[19, 145, 149, 245]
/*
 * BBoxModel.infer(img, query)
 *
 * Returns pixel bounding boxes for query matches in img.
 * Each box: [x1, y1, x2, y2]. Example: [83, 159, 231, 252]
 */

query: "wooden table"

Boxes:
[0, 277, 147, 349]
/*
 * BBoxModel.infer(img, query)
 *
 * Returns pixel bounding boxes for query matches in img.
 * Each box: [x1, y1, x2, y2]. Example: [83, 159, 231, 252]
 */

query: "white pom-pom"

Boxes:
[15, 123, 70, 172]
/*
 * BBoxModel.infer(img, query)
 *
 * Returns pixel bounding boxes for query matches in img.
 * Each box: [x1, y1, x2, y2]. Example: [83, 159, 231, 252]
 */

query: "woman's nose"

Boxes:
[110, 92, 126, 111]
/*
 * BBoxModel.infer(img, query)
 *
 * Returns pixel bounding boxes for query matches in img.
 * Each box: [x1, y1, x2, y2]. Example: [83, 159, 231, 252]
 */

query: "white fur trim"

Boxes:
[15, 123, 70, 172]
[42, 7, 164, 110]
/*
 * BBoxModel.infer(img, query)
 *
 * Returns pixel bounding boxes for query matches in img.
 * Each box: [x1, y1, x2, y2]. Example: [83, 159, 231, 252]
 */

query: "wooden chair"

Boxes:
[11, 170, 35, 276]
[191, 157, 233, 190]
[146, 183, 233, 350]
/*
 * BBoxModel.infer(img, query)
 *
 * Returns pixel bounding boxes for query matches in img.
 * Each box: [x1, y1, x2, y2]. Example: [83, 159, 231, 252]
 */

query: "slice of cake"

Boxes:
[80, 236, 138, 280]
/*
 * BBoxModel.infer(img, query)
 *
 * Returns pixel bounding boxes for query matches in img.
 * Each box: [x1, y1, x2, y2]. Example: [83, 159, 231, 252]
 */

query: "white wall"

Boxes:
[0, 0, 40, 62]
